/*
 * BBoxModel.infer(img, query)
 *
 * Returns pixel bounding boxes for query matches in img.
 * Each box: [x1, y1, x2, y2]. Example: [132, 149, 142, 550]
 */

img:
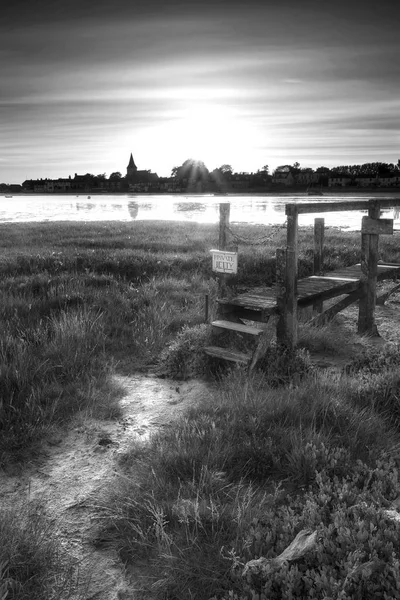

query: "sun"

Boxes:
[157, 102, 262, 170]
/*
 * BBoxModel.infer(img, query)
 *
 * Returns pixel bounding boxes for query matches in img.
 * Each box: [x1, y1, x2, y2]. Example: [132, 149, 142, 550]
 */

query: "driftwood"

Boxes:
[242, 529, 318, 583]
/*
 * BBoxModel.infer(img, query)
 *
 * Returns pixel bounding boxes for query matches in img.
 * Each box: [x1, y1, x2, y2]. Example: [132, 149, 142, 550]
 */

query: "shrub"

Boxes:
[159, 324, 213, 379]
[256, 345, 315, 386]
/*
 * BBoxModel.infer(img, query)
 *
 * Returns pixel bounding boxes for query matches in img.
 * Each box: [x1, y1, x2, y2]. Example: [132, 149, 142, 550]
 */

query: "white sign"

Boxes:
[210, 249, 238, 274]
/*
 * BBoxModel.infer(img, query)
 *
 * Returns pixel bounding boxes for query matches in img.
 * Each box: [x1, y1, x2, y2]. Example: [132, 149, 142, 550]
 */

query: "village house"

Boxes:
[379, 175, 400, 187]
[295, 171, 320, 186]
[354, 175, 379, 187]
[328, 175, 352, 187]
[272, 166, 296, 186]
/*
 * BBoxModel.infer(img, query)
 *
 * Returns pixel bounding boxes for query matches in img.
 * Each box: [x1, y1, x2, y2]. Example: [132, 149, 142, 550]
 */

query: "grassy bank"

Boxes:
[2, 220, 400, 598]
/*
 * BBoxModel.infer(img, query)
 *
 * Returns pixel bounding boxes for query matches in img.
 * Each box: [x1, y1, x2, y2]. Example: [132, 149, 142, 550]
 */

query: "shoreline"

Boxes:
[2, 187, 400, 198]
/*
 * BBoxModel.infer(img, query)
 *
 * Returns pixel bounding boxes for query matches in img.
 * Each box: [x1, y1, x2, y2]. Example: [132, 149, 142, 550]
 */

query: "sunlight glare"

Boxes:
[155, 103, 263, 170]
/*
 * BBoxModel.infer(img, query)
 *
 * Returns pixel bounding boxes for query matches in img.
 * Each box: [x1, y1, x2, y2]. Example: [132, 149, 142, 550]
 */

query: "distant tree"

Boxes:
[259, 165, 269, 174]
[316, 166, 331, 173]
[171, 166, 179, 178]
[292, 162, 301, 174]
[174, 159, 209, 182]
[109, 171, 122, 180]
[96, 173, 106, 180]
[273, 165, 291, 175]
[218, 164, 233, 175]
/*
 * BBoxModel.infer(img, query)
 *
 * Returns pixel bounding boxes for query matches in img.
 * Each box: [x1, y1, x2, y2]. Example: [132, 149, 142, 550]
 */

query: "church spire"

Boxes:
[127, 153, 138, 178]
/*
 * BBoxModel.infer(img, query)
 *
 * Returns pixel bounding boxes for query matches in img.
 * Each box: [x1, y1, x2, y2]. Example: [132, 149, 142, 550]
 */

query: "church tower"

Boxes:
[126, 153, 138, 179]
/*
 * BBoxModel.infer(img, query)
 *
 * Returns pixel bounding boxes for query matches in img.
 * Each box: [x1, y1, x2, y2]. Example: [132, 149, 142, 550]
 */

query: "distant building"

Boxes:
[126, 153, 138, 179]
[328, 175, 352, 187]
[272, 166, 296, 186]
[379, 174, 400, 187]
[354, 175, 379, 187]
[295, 171, 320, 186]
[126, 153, 158, 185]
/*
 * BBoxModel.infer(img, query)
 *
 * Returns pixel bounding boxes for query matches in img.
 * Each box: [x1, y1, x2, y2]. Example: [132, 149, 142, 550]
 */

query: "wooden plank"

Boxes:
[211, 320, 264, 336]
[287, 198, 400, 215]
[204, 346, 250, 364]
[361, 217, 393, 235]
[218, 294, 276, 309]
[376, 262, 400, 268]
[309, 275, 359, 282]
[298, 280, 359, 307]
[308, 288, 362, 327]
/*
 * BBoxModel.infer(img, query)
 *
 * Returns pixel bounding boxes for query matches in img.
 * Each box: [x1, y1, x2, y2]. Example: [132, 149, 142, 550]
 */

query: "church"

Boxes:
[126, 154, 158, 183]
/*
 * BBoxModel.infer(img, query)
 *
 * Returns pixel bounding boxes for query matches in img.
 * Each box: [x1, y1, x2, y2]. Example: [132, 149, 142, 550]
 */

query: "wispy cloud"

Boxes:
[1, 0, 400, 182]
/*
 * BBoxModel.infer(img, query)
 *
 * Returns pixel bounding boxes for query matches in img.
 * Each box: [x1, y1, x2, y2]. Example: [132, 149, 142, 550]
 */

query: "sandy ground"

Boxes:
[0, 375, 215, 600]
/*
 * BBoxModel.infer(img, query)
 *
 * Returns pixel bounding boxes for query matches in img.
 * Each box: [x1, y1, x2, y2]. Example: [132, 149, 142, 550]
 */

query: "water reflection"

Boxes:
[1, 193, 400, 228]
[127, 201, 138, 220]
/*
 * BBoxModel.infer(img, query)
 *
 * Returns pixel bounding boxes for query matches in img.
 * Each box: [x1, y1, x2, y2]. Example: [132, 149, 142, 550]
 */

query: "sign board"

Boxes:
[361, 217, 393, 235]
[210, 249, 238, 274]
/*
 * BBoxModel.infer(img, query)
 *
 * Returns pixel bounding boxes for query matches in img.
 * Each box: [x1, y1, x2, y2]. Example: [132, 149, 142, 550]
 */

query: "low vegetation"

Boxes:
[2, 220, 400, 598]
[0, 502, 84, 600]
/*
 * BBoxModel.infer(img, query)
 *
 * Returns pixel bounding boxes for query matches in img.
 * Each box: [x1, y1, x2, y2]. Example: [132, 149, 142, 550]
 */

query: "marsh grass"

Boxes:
[0, 502, 84, 600]
[3, 220, 400, 598]
[99, 366, 400, 599]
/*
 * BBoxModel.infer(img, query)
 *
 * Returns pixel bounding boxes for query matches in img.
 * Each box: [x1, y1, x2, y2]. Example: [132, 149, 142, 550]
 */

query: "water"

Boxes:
[1, 192, 400, 230]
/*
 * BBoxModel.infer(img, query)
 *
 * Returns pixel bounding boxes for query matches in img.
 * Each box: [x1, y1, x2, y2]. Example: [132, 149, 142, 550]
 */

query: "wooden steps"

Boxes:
[204, 319, 270, 370]
[204, 261, 400, 368]
[204, 345, 251, 365]
[211, 319, 264, 336]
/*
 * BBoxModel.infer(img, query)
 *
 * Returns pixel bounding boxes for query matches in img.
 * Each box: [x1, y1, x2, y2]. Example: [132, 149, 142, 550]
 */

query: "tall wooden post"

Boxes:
[358, 199, 380, 335]
[218, 203, 230, 298]
[219, 203, 230, 250]
[276, 204, 298, 349]
[313, 218, 324, 313]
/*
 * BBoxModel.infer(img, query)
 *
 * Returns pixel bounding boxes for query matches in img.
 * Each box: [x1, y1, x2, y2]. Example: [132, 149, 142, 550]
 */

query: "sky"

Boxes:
[1, 0, 400, 184]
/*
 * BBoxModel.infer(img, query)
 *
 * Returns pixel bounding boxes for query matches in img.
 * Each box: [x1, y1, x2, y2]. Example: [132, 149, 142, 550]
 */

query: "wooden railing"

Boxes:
[278, 198, 400, 348]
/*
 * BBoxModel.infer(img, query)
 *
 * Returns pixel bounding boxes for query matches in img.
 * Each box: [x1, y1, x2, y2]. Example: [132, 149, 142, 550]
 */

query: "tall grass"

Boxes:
[97, 360, 400, 598]
[2, 221, 400, 597]
[0, 503, 84, 600]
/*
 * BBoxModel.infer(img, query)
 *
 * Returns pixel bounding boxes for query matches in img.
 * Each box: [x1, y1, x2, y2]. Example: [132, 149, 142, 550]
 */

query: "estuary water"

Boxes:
[1, 192, 400, 230]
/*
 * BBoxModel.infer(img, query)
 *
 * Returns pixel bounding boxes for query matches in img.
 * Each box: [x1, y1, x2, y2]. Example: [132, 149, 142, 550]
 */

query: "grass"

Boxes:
[0, 502, 84, 600]
[2, 220, 400, 598]
[98, 367, 400, 599]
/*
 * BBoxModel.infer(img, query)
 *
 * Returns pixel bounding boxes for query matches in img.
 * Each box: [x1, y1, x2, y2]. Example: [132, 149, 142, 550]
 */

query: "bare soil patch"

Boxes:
[0, 375, 215, 600]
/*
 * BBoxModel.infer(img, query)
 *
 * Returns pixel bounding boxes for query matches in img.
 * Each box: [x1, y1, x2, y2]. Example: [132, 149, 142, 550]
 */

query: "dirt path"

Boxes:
[0, 375, 215, 600]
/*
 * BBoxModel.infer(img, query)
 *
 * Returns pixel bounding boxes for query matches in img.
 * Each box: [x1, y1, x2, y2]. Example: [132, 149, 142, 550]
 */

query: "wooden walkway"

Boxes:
[205, 198, 400, 368]
[217, 262, 400, 322]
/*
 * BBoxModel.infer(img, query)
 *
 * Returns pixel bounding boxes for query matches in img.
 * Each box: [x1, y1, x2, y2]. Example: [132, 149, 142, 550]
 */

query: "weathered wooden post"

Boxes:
[276, 204, 298, 349]
[358, 199, 380, 335]
[358, 201, 394, 334]
[219, 202, 230, 251]
[218, 203, 230, 297]
[313, 218, 324, 313]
